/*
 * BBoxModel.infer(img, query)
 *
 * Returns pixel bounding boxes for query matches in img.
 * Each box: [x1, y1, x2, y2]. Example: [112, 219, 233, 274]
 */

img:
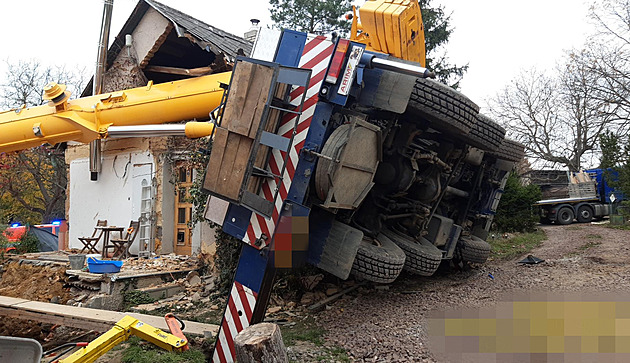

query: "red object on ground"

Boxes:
[165, 313, 189, 351]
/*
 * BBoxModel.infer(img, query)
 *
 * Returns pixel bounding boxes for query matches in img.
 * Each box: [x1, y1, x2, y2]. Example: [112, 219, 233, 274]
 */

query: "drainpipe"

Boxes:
[90, 0, 114, 181]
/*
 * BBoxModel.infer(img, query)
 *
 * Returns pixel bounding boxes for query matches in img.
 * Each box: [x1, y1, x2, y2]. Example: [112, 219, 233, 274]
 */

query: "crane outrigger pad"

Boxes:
[203, 58, 311, 218]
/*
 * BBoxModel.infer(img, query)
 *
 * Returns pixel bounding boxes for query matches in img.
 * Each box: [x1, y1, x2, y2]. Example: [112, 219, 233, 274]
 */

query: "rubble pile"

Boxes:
[131, 271, 219, 312]
[0, 262, 70, 303]
[120, 253, 199, 272]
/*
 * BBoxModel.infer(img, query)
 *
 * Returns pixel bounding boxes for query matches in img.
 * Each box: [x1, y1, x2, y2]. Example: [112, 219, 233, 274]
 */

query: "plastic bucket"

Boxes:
[68, 254, 86, 270]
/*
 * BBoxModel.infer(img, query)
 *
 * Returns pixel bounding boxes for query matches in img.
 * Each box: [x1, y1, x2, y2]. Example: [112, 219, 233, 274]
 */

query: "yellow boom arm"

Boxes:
[58, 315, 188, 363]
[0, 71, 231, 153]
[349, 0, 426, 66]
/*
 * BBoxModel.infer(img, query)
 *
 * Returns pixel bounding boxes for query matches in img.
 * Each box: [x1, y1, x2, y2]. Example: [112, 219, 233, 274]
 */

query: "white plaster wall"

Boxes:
[190, 220, 217, 255]
[132, 7, 171, 63]
[68, 152, 154, 251]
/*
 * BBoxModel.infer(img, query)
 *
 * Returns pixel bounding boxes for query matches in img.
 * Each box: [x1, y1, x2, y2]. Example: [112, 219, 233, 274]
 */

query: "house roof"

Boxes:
[145, 0, 252, 59]
[83, 0, 251, 96]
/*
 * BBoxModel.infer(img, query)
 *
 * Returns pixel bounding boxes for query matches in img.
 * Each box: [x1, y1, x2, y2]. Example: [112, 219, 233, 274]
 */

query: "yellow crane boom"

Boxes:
[0, 71, 231, 153]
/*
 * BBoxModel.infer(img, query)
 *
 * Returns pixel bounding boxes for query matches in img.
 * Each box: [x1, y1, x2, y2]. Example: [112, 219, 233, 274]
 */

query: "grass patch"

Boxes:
[316, 346, 350, 362]
[185, 308, 223, 325]
[122, 290, 156, 310]
[281, 316, 326, 346]
[488, 230, 547, 260]
[121, 336, 206, 363]
[585, 234, 602, 239]
[607, 224, 630, 231]
[578, 241, 602, 251]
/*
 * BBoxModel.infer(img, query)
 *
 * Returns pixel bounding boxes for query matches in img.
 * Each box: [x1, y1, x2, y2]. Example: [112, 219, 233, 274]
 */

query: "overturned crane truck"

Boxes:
[0, 1, 524, 361]
[202, 3, 524, 362]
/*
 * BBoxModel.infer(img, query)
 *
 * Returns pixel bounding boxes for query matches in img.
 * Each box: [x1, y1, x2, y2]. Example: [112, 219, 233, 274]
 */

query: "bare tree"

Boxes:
[576, 1, 630, 128]
[1, 59, 87, 108]
[0, 59, 86, 224]
[489, 0, 630, 171]
[490, 56, 618, 171]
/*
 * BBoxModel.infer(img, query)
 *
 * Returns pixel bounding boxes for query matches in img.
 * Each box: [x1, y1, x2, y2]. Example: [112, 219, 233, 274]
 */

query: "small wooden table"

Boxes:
[95, 226, 124, 257]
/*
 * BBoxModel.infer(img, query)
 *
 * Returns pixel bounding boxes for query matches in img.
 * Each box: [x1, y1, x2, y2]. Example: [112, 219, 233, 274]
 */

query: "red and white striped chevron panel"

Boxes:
[212, 281, 258, 363]
[242, 35, 334, 249]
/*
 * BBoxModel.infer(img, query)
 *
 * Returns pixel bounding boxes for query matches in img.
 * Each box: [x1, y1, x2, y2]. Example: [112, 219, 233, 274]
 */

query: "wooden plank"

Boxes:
[204, 127, 229, 193]
[0, 296, 218, 337]
[144, 65, 213, 77]
[223, 63, 275, 138]
[225, 135, 253, 200]
[0, 295, 30, 306]
[0, 307, 110, 332]
[222, 62, 254, 135]
[246, 65, 275, 139]
[214, 132, 244, 199]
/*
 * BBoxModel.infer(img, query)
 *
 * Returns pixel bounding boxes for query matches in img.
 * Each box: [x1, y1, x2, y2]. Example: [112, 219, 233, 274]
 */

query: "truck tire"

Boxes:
[350, 234, 406, 284]
[407, 78, 479, 135]
[577, 205, 593, 223]
[461, 114, 506, 152]
[457, 236, 491, 264]
[383, 228, 442, 276]
[556, 207, 574, 225]
[488, 138, 525, 162]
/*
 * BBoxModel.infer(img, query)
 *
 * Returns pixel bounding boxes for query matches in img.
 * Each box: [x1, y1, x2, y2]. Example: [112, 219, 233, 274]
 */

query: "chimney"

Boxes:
[244, 19, 260, 43]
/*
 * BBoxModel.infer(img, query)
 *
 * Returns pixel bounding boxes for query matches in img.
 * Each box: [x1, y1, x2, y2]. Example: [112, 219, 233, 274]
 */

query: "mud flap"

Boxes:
[307, 207, 363, 279]
[359, 63, 416, 114]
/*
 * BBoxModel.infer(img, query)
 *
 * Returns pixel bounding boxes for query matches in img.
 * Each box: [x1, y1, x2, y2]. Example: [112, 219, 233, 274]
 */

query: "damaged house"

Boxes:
[65, 0, 252, 255]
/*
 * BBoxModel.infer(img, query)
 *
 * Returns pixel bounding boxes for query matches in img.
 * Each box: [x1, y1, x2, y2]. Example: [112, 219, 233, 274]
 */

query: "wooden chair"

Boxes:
[106, 220, 140, 259]
[78, 220, 107, 254]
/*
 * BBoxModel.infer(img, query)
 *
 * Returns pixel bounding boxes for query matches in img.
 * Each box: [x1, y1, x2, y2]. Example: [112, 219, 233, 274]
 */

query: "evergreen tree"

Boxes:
[599, 130, 622, 168]
[269, 0, 467, 86]
[420, 0, 468, 87]
[269, 0, 351, 35]
[494, 172, 542, 232]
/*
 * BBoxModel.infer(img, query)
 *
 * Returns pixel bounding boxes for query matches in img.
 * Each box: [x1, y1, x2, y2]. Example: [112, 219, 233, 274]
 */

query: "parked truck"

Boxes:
[0, 1, 525, 361]
[536, 169, 623, 225]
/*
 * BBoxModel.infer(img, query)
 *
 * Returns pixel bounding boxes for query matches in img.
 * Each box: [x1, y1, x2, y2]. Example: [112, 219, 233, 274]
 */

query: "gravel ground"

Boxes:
[312, 224, 630, 362]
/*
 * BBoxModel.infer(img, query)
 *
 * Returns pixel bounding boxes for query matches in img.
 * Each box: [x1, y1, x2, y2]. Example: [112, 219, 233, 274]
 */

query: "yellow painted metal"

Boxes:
[0, 71, 231, 153]
[349, 0, 426, 66]
[59, 315, 187, 363]
[184, 121, 215, 139]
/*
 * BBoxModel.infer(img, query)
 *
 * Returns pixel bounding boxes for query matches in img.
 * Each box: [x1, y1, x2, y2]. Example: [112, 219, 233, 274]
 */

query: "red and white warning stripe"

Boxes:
[213, 35, 335, 363]
[242, 35, 334, 248]
[212, 281, 258, 363]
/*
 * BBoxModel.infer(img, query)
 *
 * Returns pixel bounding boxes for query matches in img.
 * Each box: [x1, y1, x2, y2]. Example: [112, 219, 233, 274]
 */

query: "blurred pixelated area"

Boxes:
[271, 215, 309, 269]
[429, 292, 630, 362]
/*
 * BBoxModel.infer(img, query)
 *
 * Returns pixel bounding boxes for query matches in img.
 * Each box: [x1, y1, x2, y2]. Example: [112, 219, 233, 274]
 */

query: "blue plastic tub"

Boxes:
[87, 257, 123, 274]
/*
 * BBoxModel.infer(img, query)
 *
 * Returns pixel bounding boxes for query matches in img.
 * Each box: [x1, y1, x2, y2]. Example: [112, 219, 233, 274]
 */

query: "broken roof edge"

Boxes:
[144, 0, 252, 58]
[82, 0, 251, 97]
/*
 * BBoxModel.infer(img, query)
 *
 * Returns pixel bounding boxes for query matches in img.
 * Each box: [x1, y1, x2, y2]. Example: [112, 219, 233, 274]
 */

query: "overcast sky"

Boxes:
[0, 0, 594, 112]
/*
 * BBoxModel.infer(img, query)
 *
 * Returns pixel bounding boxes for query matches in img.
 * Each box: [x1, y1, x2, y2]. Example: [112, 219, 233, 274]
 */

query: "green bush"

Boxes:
[214, 228, 241, 294]
[16, 231, 39, 253]
[495, 172, 542, 232]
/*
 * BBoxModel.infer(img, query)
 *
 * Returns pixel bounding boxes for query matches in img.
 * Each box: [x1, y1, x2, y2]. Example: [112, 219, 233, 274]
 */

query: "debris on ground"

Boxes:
[0, 262, 70, 303]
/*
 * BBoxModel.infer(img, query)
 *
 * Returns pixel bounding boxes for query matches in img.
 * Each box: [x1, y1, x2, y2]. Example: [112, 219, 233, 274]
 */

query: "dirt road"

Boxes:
[314, 224, 630, 362]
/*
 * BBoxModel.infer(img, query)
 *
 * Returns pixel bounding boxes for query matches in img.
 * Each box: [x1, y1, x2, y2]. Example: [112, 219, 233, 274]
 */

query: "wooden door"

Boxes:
[174, 166, 193, 255]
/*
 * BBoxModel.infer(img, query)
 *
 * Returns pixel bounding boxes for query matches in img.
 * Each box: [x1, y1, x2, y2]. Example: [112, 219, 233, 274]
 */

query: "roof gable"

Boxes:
[145, 0, 252, 60]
